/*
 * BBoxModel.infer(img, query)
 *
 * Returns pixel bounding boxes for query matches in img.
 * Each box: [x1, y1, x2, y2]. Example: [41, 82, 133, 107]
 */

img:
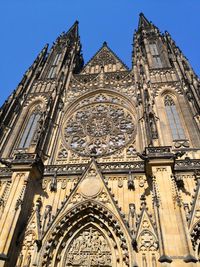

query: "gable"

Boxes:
[81, 42, 128, 74]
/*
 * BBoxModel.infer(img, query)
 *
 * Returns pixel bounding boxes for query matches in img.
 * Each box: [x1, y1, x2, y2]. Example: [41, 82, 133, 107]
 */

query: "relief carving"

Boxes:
[138, 231, 158, 252]
[65, 226, 112, 267]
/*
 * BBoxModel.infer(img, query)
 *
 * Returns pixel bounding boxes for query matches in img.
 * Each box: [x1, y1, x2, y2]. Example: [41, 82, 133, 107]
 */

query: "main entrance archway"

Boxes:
[39, 201, 133, 267]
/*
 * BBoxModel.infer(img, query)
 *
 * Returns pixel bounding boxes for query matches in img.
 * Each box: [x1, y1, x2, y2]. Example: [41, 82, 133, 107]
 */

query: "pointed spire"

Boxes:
[103, 41, 108, 47]
[66, 20, 79, 38]
[55, 20, 79, 46]
[34, 43, 49, 63]
[138, 13, 151, 29]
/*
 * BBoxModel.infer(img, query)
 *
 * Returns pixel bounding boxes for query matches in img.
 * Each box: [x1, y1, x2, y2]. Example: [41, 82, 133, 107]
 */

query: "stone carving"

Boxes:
[63, 102, 136, 157]
[44, 161, 145, 176]
[80, 177, 102, 198]
[0, 168, 12, 177]
[139, 176, 146, 187]
[175, 159, 200, 170]
[81, 45, 127, 75]
[42, 179, 49, 190]
[61, 178, 67, 189]
[146, 146, 171, 154]
[118, 178, 123, 188]
[174, 139, 190, 149]
[0, 181, 11, 211]
[126, 145, 136, 156]
[138, 231, 158, 251]
[91, 49, 117, 66]
[70, 193, 83, 204]
[50, 171, 57, 192]
[128, 171, 135, 190]
[57, 144, 68, 159]
[65, 226, 112, 266]
[96, 191, 109, 203]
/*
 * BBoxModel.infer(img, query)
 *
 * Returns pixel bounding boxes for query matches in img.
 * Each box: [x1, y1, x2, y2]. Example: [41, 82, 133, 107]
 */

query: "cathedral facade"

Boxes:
[0, 14, 200, 267]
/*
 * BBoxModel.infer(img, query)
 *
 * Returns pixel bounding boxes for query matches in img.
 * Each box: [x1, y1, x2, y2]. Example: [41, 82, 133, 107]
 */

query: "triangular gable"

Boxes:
[42, 159, 132, 240]
[138, 13, 151, 29]
[56, 160, 129, 225]
[136, 205, 158, 252]
[40, 159, 136, 266]
[81, 42, 128, 74]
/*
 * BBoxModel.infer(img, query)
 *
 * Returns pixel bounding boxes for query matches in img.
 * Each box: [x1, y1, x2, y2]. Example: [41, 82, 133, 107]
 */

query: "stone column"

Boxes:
[0, 153, 43, 266]
[146, 148, 197, 266]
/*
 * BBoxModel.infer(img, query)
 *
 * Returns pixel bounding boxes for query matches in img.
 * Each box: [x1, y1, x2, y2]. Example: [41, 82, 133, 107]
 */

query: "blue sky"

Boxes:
[0, 0, 200, 107]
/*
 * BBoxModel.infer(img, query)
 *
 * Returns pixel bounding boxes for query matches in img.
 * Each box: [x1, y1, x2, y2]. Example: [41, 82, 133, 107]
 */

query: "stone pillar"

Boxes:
[0, 172, 30, 262]
[0, 153, 43, 266]
[145, 147, 197, 266]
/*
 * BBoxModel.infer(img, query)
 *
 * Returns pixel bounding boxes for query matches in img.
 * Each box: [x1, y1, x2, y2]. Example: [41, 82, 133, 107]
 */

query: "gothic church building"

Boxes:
[0, 14, 200, 267]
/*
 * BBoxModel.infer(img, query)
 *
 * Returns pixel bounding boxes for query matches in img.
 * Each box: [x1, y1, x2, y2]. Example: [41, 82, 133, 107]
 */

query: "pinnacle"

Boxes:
[138, 12, 151, 29]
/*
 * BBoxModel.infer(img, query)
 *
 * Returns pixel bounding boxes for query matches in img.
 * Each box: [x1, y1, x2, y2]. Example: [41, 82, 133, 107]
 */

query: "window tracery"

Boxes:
[47, 52, 62, 79]
[62, 95, 136, 157]
[164, 95, 186, 140]
[19, 106, 41, 148]
[149, 43, 163, 68]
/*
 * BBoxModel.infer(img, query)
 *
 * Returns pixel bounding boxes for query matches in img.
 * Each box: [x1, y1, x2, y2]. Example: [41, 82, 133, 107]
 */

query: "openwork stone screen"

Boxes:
[62, 93, 136, 157]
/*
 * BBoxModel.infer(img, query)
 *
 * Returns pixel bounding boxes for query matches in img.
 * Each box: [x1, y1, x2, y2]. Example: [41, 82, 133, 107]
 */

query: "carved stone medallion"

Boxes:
[80, 177, 102, 198]
[62, 94, 136, 157]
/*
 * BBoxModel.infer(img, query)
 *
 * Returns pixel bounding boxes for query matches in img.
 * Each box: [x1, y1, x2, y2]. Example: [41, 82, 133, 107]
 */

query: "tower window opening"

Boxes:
[19, 112, 41, 148]
[149, 43, 163, 68]
[164, 95, 185, 140]
[47, 53, 62, 79]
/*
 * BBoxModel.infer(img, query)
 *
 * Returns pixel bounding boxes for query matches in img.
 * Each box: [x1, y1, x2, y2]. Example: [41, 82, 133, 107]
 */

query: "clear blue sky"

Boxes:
[0, 0, 200, 107]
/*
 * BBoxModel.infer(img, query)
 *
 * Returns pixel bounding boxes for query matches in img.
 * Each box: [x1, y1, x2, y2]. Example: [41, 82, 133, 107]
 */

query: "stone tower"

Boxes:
[0, 14, 200, 267]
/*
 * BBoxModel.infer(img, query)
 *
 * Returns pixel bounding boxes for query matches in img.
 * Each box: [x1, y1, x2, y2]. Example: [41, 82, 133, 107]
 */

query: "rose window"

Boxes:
[62, 98, 136, 157]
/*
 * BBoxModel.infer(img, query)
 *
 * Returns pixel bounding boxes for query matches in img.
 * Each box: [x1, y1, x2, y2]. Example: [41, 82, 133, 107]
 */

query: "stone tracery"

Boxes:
[62, 93, 136, 157]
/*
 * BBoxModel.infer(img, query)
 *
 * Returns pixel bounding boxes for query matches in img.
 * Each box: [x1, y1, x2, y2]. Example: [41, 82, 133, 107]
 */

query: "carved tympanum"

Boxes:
[65, 226, 112, 267]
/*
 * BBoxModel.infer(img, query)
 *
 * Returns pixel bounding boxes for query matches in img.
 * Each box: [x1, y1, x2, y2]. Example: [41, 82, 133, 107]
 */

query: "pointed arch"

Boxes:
[137, 230, 158, 252]
[163, 94, 186, 140]
[18, 105, 42, 148]
[39, 200, 134, 267]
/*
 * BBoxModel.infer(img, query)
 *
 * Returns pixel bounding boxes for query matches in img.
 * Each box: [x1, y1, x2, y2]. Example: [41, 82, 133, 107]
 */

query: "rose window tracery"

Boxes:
[62, 96, 136, 157]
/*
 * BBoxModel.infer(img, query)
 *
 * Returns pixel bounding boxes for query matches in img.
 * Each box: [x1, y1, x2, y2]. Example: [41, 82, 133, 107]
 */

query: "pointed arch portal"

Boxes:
[40, 200, 133, 267]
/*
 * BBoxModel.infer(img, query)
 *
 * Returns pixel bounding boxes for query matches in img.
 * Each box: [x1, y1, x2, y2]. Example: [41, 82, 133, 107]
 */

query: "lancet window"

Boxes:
[164, 95, 185, 140]
[47, 52, 62, 79]
[149, 43, 163, 68]
[19, 109, 41, 148]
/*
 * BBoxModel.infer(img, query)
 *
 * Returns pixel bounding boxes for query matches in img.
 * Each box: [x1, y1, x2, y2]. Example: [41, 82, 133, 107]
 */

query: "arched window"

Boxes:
[164, 95, 185, 140]
[19, 110, 41, 148]
[149, 43, 163, 68]
[47, 53, 62, 79]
